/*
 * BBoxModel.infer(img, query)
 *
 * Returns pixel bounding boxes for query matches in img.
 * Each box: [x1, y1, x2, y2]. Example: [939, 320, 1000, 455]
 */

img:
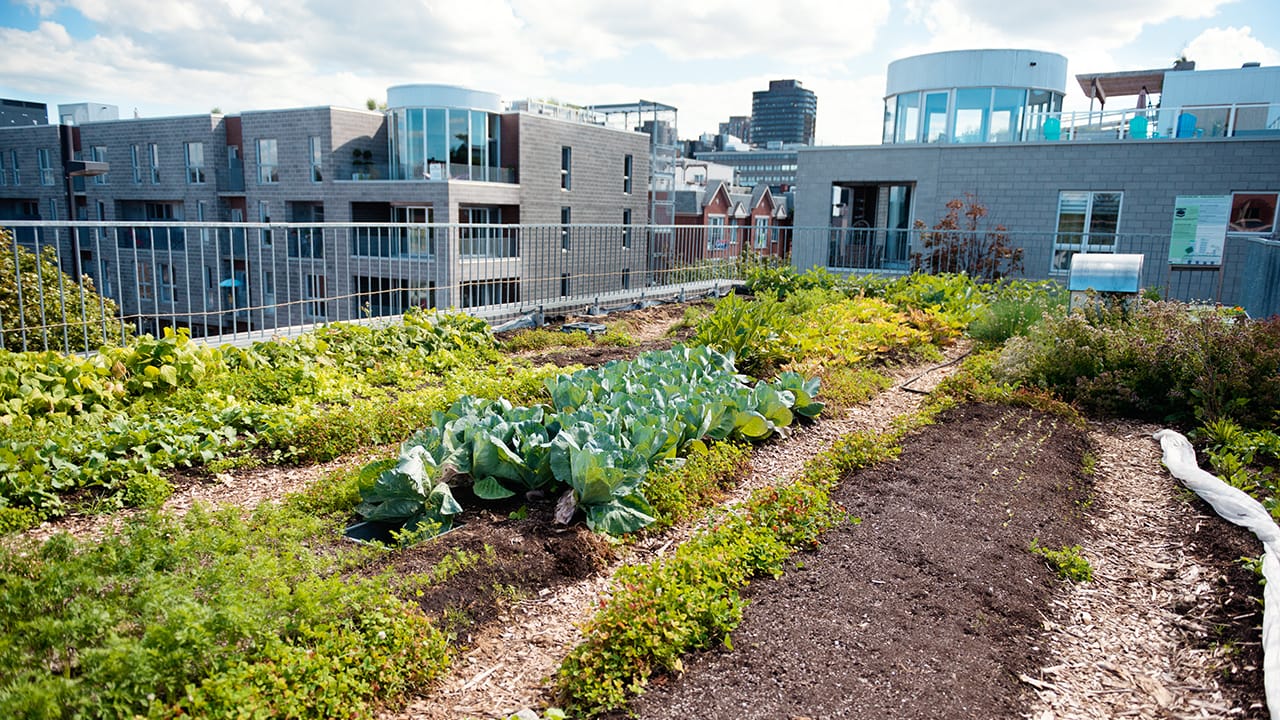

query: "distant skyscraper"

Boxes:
[750, 80, 817, 146]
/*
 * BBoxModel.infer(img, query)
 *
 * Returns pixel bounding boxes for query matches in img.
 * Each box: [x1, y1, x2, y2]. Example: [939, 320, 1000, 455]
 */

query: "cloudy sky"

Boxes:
[1, 0, 1278, 146]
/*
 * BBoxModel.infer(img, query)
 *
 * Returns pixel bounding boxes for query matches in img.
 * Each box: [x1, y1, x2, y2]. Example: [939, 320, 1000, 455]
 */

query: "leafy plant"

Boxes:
[0, 503, 450, 719]
[354, 346, 823, 538]
[1029, 538, 1093, 582]
[693, 293, 794, 378]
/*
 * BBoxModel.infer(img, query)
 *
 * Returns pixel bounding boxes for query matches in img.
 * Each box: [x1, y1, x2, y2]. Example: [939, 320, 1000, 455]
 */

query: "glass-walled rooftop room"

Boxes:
[883, 87, 1064, 144]
[388, 107, 505, 182]
[386, 85, 511, 183]
[881, 49, 1069, 145]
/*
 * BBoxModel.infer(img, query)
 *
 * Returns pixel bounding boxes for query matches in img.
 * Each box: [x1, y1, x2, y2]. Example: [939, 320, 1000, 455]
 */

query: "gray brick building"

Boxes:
[0, 84, 651, 335]
[792, 50, 1280, 313]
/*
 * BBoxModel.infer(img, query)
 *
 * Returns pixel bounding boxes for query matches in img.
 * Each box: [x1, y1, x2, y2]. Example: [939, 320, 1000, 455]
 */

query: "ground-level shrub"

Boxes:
[996, 301, 1280, 425]
[644, 442, 751, 531]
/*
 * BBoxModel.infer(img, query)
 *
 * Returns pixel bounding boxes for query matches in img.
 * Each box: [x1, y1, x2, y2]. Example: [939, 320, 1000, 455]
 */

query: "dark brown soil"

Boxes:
[627, 403, 1092, 720]
[364, 507, 613, 636]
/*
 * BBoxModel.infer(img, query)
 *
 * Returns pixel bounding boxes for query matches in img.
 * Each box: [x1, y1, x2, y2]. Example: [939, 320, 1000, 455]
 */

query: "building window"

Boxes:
[185, 142, 205, 184]
[754, 216, 770, 249]
[1053, 191, 1122, 272]
[91, 146, 107, 184]
[157, 263, 177, 303]
[258, 201, 272, 247]
[622, 208, 632, 249]
[1229, 192, 1278, 234]
[257, 138, 278, 184]
[310, 136, 323, 182]
[623, 154, 633, 194]
[137, 260, 154, 301]
[38, 148, 55, 186]
[393, 205, 433, 257]
[560, 146, 571, 190]
[262, 270, 275, 310]
[460, 206, 515, 258]
[148, 143, 161, 183]
[560, 272, 570, 297]
[130, 145, 141, 184]
[707, 215, 727, 250]
[305, 274, 327, 319]
[459, 278, 518, 308]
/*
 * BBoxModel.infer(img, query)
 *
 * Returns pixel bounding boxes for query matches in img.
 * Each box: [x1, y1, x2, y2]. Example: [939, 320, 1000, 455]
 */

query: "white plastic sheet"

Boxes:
[1155, 428, 1280, 718]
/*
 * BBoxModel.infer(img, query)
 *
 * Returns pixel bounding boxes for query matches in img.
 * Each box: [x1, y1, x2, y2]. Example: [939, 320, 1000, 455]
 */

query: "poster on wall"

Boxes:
[1169, 195, 1230, 266]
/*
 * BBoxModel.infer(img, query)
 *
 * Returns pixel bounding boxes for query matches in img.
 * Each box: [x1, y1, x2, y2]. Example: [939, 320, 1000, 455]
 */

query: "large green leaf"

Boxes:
[357, 497, 423, 522]
[583, 493, 656, 535]
[471, 430, 525, 482]
[733, 410, 773, 441]
[472, 475, 516, 500]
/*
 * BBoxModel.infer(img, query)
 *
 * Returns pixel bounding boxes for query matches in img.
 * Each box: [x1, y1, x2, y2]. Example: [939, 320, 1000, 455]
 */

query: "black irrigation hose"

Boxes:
[899, 349, 972, 395]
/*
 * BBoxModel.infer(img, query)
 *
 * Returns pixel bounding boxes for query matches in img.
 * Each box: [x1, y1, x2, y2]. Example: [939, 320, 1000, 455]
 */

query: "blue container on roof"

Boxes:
[1068, 253, 1144, 293]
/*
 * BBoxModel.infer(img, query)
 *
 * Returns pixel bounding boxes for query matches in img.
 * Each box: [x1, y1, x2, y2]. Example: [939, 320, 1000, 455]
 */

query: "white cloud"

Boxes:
[511, 0, 893, 64]
[1181, 26, 1280, 69]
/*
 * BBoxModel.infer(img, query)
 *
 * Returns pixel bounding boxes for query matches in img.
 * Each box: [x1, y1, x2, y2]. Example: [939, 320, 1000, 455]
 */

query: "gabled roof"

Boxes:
[749, 184, 774, 211]
[703, 180, 732, 210]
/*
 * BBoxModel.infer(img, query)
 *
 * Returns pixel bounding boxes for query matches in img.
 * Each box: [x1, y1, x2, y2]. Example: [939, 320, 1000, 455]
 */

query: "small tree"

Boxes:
[0, 228, 130, 352]
[911, 194, 1024, 281]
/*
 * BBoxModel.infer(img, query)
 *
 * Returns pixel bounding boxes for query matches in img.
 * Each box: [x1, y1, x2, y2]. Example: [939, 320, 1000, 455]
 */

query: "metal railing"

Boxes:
[1023, 102, 1280, 142]
[0, 221, 794, 353]
[2, 221, 1275, 354]
[827, 225, 1280, 317]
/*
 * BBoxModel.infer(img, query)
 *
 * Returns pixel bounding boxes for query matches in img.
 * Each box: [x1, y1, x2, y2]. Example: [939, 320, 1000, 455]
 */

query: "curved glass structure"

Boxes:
[882, 50, 1067, 145]
[386, 84, 505, 182]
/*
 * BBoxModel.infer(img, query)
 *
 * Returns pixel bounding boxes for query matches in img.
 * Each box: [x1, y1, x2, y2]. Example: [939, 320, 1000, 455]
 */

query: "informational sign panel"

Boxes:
[1169, 195, 1230, 266]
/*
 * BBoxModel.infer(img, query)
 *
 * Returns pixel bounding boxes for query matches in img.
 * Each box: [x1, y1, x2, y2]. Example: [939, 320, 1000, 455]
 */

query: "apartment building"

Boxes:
[0, 84, 652, 334]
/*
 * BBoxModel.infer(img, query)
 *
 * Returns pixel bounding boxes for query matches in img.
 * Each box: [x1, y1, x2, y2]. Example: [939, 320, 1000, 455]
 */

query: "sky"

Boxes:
[1, 0, 1278, 146]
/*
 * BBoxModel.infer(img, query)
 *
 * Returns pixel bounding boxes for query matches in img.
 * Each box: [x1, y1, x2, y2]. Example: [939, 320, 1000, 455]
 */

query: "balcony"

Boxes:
[217, 159, 245, 193]
[1023, 102, 1280, 143]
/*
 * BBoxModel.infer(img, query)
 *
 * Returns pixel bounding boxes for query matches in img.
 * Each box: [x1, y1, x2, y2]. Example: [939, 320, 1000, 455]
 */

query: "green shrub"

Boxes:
[644, 442, 750, 530]
[503, 328, 592, 352]
[0, 230, 132, 352]
[693, 293, 794, 378]
[1029, 539, 1093, 582]
[997, 301, 1280, 425]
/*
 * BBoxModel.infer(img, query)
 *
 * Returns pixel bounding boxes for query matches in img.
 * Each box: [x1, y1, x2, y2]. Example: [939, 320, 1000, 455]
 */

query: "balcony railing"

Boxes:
[1022, 102, 1280, 143]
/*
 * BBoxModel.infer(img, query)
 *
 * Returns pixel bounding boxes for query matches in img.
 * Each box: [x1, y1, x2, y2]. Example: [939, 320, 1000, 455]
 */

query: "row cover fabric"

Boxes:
[1155, 429, 1279, 719]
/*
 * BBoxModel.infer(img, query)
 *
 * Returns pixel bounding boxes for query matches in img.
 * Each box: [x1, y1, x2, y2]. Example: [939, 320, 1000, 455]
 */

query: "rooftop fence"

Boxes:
[1, 220, 1275, 355]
